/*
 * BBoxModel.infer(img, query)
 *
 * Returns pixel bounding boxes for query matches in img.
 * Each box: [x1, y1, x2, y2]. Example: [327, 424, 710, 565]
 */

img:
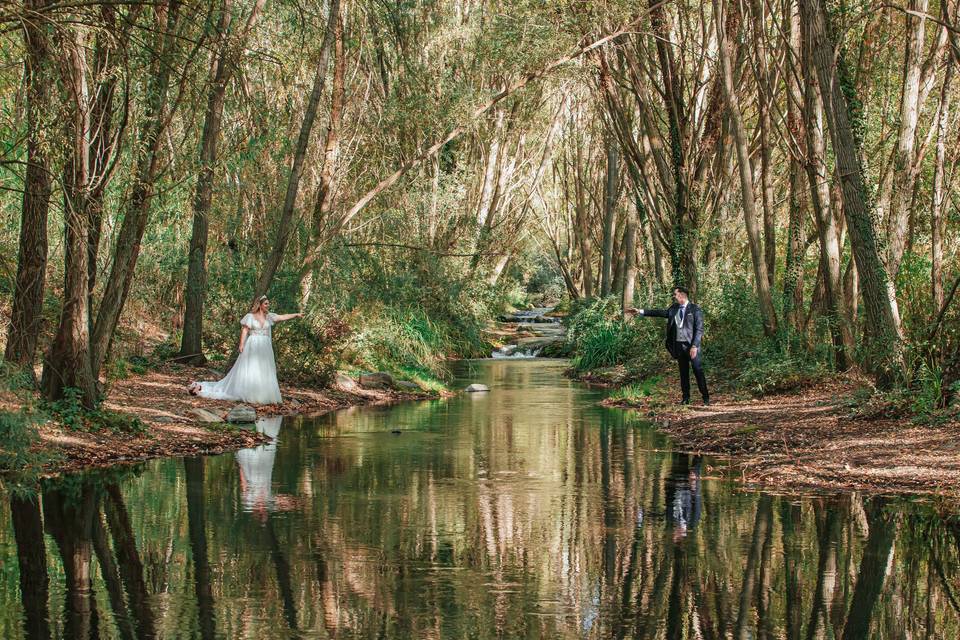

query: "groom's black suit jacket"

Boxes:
[642, 303, 705, 359]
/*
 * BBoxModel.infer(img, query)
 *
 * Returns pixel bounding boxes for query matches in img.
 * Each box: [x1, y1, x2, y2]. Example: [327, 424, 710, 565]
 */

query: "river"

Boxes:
[1, 359, 957, 638]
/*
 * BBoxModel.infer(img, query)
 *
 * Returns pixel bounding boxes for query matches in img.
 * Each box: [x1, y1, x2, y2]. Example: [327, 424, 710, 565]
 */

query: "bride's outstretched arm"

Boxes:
[272, 312, 303, 322]
[239, 325, 249, 352]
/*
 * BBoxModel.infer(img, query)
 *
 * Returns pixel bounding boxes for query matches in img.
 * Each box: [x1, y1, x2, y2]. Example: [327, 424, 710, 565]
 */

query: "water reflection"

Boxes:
[235, 416, 283, 515]
[0, 360, 957, 639]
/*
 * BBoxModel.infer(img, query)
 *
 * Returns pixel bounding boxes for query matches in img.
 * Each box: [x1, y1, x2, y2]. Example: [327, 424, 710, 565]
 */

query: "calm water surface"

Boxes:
[2, 359, 959, 638]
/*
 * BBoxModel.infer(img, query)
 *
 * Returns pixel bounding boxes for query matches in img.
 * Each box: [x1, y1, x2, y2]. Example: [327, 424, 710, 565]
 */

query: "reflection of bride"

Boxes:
[188, 295, 302, 404]
[236, 417, 283, 513]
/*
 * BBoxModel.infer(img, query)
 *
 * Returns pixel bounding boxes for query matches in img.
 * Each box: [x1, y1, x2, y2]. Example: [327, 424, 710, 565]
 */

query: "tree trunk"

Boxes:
[622, 199, 639, 316]
[250, 0, 341, 304]
[600, 140, 619, 297]
[301, 5, 347, 304]
[648, 0, 696, 292]
[41, 30, 98, 407]
[802, 0, 903, 386]
[801, 5, 851, 368]
[715, 0, 778, 336]
[782, 1, 807, 334]
[885, 0, 928, 280]
[89, 0, 183, 377]
[6, 0, 55, 370]
[931, 49, 953, 309]
[178, 0, 237, 364]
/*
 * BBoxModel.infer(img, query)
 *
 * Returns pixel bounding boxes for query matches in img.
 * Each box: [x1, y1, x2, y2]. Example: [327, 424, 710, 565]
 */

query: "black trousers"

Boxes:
[674, 343, 709, 402]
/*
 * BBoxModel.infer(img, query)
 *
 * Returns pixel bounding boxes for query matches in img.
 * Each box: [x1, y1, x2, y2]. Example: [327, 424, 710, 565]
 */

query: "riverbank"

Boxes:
[4, 365, 441, 476]
[605, 375, 960, 497]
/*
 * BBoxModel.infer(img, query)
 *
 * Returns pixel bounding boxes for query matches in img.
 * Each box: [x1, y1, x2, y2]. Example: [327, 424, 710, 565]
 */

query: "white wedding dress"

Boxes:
[195, 313, 283, 404]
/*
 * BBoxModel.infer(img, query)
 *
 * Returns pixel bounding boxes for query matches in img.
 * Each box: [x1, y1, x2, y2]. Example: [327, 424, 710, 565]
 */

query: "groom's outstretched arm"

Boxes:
[626, 306, 669, 318]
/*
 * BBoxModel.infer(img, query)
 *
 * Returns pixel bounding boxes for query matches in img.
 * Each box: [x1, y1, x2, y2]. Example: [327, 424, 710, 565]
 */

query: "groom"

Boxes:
[626, 286, 710, 406]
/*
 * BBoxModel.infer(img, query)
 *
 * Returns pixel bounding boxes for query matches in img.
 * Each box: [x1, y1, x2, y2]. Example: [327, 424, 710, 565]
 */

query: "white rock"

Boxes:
[188, 408, 224, 423]
[465, 383, 489, 393]
[226, 404, 257, 423]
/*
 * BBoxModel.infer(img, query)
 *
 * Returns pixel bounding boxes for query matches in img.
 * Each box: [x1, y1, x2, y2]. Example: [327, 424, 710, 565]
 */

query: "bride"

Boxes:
[189, 295, 302, 404]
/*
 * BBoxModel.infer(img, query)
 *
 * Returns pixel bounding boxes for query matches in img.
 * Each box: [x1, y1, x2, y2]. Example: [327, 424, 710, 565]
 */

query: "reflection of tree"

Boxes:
[42, 484, 99, 639]
[10, 493, 50, 640]
[104, 483, 156, 639]
[185, 456, 216, 640]
[91, 506, 137, 640]
[842, 499, 896, 640]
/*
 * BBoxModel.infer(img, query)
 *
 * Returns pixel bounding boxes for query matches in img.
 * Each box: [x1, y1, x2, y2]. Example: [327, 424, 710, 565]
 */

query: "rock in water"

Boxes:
[465, 383, 489, 393]
[226, 405, 257, 423]
[359, 371, 396, 390]
[188, 408, 224, 423]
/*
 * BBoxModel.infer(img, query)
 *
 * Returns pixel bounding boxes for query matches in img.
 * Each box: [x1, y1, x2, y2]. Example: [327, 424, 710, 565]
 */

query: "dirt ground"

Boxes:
[16, 365, 439, 476]
[606, 377, 960, 498]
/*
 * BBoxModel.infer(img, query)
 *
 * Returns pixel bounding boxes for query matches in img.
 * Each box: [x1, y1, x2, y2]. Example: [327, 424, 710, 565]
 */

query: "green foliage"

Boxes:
[608, 375, 663, 403]
[266, 246, 495, 383]
[565, 297, 661, 377]
[42, 388, 146, 434]
[0, 411, 47, 481]
[0, 361, 35, 393]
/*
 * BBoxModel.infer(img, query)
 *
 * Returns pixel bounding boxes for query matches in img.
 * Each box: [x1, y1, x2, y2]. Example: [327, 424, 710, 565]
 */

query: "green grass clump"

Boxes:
[608, 375, 664, 403]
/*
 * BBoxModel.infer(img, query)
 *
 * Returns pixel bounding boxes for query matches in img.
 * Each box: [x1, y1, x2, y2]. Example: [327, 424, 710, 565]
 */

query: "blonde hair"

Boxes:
[251, 295, 268, 313]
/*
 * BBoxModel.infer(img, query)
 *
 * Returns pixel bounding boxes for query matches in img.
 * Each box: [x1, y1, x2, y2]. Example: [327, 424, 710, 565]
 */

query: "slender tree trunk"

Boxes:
[648, 0, 695, 292]
[41, 30, 98, 407]
[802, 0, 903, 386]
[801, 7, 851, 368]
[885, 0, 928, 279]
[6, 0, 54, 370]
[89, 0, 183, 376]
[250, 0, 341, 303]
[750, 0, 777, 287]
[715, 0, 777, 336]
[622, 198, 640, 316]
[782, 0, 807, 333]
[86, 2, 128, 316]
[931, 52, 953, 308]
[301, 4, 347, 304]
[178, 0, 259, 364]
[600, 140, 619, 297]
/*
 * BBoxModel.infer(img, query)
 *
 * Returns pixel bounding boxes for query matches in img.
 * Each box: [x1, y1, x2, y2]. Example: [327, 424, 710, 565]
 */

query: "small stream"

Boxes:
[1, 359, 957, 638]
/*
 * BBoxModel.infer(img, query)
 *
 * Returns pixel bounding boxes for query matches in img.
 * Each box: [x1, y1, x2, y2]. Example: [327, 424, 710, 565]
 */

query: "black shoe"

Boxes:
[702, 398, 710, 406]
[681, 398, 690, 405]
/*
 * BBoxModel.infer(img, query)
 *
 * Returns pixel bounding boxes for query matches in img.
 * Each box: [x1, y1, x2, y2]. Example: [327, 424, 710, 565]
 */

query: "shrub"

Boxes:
[566, 297, 662, 378]
[0, 411, 47, 480]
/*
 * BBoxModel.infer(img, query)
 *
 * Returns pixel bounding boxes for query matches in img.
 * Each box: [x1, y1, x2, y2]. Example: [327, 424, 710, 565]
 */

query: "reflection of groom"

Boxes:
[626, 286, 710, 406]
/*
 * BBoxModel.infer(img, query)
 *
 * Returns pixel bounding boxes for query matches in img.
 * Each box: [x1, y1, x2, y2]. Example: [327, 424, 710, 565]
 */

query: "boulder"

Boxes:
[188, 408, 224, 423]
[333, 372, 360, 392]
[226, 404, 257, 423]
[359, 371, 396, 390]
[465, 383, 489, 393]
[395, 380, 422, 392]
